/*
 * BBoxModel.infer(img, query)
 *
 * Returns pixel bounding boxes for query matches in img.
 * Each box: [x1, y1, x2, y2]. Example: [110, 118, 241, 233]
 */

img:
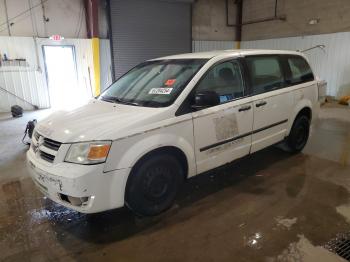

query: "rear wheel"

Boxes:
[286, 115, 310, 153]
[125, 154, 183, 216]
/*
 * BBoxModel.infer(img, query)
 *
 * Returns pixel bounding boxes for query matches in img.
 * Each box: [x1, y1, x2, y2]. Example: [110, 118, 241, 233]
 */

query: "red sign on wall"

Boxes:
[49, 35, 64, 41]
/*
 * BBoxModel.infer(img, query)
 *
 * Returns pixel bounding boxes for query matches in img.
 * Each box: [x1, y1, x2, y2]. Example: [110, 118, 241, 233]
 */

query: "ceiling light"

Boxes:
[309, 19, 319, 25]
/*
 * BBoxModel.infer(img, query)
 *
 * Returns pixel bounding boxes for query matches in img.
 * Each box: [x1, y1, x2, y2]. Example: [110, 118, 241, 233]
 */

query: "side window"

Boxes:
[196, 60, 245, 103]
[245, 56, 285, 95]
[287, 56, 314, 84]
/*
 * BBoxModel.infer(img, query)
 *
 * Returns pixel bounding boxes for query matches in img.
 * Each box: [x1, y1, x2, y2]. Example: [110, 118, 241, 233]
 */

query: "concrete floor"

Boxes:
[1, 103, 350, 262]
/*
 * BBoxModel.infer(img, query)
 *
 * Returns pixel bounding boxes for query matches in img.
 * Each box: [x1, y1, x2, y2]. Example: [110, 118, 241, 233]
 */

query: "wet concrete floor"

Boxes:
[1, 103, 350, 261]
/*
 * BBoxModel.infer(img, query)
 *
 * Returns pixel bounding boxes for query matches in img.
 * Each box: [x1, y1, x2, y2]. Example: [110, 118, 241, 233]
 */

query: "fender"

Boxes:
[286, 99, 312, 136]
[104, 120, 196, 178]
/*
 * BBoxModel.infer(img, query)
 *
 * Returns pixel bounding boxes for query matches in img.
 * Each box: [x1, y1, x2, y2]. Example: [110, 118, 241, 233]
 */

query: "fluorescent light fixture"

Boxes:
[309, 19, 319, 25]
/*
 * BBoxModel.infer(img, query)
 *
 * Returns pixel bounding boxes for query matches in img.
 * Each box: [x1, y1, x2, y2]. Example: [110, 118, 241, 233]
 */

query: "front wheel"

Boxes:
[286, 115, 310, 153]
[125, 154, 183, 216]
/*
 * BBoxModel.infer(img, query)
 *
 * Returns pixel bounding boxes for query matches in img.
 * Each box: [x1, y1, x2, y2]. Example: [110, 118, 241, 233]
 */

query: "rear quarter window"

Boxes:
[245, 55, 285, 95]
[286, 56, 314, 85]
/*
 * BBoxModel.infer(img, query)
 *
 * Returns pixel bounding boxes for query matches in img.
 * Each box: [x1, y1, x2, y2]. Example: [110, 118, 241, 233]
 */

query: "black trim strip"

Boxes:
[252, 119, 288, 135]
[200, 131, 251, 152]
[200, 119, 288, 152]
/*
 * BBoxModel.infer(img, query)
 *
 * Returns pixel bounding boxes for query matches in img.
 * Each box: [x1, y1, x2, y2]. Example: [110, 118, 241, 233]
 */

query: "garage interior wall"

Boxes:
[192, 0, 350, 98]
[0, 37, 112, 112]
[0, 0, 88, 38]
[241, 32, 350, 98]
[109, 0, 193, 79]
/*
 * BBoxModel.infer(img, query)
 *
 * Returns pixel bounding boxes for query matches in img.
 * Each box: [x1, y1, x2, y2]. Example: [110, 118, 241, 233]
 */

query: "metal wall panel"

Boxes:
[241, 32, 350, 98]
[109, 0, 192, 79]
[0, 37, 96, 112]
[0, 36, 49, 112]
[192, 40, 236, 52]
[99, 39, 112, 92]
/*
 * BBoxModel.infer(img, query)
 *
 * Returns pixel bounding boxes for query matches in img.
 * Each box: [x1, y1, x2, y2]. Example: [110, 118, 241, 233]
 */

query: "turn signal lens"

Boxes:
[65, 141, 112, 165]
[88, 144, 111, 160]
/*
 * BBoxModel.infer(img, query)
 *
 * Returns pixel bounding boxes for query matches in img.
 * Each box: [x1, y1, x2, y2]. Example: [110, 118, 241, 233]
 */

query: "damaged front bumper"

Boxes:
[26, 149, 130, 213]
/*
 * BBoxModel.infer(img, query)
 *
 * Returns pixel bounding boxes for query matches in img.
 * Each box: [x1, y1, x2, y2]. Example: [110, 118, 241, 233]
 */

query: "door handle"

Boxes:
[238, 105, 251, 112]
[256, 101, 267, 107]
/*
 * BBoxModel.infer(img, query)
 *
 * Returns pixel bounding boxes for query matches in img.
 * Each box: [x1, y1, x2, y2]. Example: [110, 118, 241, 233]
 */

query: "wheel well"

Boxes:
[132, 146, 189, 180]
[296, 107, 312, 121]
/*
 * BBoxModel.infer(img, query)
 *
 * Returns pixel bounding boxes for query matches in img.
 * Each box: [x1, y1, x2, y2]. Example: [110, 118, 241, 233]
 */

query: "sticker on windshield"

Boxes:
[165, 79, 176, 86]
[149, 88, 173, 95]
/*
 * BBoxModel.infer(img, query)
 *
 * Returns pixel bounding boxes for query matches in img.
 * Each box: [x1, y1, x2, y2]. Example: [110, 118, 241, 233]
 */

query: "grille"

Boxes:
[43, 138, 61, 151]
[40, 151, 55, 163]
[34, 131, 40, 141]
[33, 132, 62, 163]
[325, 233, 350, 261]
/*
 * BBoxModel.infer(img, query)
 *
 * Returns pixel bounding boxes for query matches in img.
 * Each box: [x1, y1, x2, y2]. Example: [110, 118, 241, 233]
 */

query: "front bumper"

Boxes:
[26, 149, 131, 213]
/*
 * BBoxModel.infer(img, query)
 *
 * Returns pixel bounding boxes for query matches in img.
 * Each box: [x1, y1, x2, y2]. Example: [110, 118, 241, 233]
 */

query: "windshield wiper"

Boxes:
[101, 96, 141, 106]
[114, 97, 141, 106]
[100, 96, 117, 103]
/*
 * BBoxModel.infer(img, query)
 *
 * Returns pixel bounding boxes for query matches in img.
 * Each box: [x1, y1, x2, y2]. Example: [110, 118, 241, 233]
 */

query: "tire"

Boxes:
[125, 154, 184, 216]
[286, 115, 310, 153]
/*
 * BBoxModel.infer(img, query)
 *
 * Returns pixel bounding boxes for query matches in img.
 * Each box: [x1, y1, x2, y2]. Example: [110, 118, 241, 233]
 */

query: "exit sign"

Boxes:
[49, 35, 64, 41]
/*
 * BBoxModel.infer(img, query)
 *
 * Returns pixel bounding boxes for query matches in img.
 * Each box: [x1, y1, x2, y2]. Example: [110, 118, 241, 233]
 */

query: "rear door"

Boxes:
[244, 55, 294, 153]
[192, 59, 254, 174]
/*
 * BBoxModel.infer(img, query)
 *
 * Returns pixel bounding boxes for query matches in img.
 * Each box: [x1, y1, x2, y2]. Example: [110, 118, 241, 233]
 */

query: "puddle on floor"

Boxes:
[1, 143, 350, 261]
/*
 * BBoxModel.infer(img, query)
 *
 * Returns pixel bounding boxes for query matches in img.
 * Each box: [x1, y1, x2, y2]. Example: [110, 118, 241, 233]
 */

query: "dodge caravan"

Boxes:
[27, 50, 322, 216]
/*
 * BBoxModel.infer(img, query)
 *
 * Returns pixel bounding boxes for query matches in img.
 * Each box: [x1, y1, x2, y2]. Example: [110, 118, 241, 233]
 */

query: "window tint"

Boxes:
[245, 56, 284, 95]
[287, 56, 314, 84]
[196, 60, 245, 104]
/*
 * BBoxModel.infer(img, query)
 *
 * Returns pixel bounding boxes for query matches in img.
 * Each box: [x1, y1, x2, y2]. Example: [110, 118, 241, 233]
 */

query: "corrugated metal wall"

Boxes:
[241, 32, 350, 98]
[0, 37, 48, 112]
[192, 40, 236, 52]
[0, 37, 103, 112]
[100, 39, 112, 92]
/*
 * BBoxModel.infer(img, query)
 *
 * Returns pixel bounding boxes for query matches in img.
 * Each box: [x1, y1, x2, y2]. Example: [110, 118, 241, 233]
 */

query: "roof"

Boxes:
[152, 49, 304, 60]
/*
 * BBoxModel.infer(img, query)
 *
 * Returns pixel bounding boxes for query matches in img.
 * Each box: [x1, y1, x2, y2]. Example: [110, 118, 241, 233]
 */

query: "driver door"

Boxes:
[192, 59, 254, 174]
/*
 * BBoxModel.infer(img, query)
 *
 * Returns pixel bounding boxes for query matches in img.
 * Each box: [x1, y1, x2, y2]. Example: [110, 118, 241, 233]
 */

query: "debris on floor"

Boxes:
[269, 235, 346, 262]
[339, 96, 350, 106]
[275, 216, 298, 230]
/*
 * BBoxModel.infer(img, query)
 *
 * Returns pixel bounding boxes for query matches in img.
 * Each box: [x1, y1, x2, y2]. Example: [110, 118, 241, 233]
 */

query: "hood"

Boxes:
[35, 100, 169, 143]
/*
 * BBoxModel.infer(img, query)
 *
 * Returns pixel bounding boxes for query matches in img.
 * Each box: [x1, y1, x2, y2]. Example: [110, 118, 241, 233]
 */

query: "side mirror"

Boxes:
[192, 91, 220, 110]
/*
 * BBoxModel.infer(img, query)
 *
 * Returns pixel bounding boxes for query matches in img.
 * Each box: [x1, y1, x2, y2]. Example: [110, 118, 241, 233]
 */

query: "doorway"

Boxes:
[43, 45, 89, 110]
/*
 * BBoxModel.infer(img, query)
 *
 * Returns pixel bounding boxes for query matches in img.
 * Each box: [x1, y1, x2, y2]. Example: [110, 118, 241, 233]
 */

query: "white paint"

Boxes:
[26, 50, 319, 214]
[241, 32, 350, 98]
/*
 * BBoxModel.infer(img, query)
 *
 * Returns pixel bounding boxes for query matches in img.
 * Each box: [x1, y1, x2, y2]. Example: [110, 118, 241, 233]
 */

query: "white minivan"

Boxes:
[27, 49, 321, 216]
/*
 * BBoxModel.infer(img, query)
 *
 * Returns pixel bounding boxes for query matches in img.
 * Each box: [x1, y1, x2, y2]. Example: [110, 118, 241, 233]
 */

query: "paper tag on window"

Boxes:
[165, 79, 176, 86]
[149, 88, 173, 95]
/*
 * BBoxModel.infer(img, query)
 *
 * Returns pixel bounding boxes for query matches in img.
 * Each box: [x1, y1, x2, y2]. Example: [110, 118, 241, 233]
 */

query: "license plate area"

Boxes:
[29, 161, 63, 192]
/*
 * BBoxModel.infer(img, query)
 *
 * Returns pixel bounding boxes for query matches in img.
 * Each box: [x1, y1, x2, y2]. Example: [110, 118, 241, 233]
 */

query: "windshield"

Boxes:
[99, 59, 208, 107]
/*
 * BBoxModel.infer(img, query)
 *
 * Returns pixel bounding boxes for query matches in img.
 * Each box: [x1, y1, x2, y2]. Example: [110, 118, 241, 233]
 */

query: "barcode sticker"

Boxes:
[149, 88, 173, 95]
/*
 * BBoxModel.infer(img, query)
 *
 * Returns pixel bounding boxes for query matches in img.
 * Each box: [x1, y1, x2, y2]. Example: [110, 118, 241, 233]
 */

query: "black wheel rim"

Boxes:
[143, 166, 173, 201]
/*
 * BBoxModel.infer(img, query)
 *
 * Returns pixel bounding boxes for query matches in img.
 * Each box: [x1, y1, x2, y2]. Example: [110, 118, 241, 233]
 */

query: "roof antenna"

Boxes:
[298, 45, 326, 53]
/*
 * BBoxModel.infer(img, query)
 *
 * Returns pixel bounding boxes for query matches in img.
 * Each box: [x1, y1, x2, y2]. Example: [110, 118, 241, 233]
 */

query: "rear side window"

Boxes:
[287, 56, 314, 84]
[245, 56, 285, 95]
[196, 60, 245, 103]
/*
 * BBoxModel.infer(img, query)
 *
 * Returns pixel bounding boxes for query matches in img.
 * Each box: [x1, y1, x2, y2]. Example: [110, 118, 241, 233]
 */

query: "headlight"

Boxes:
[65, 141, 111, 165]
